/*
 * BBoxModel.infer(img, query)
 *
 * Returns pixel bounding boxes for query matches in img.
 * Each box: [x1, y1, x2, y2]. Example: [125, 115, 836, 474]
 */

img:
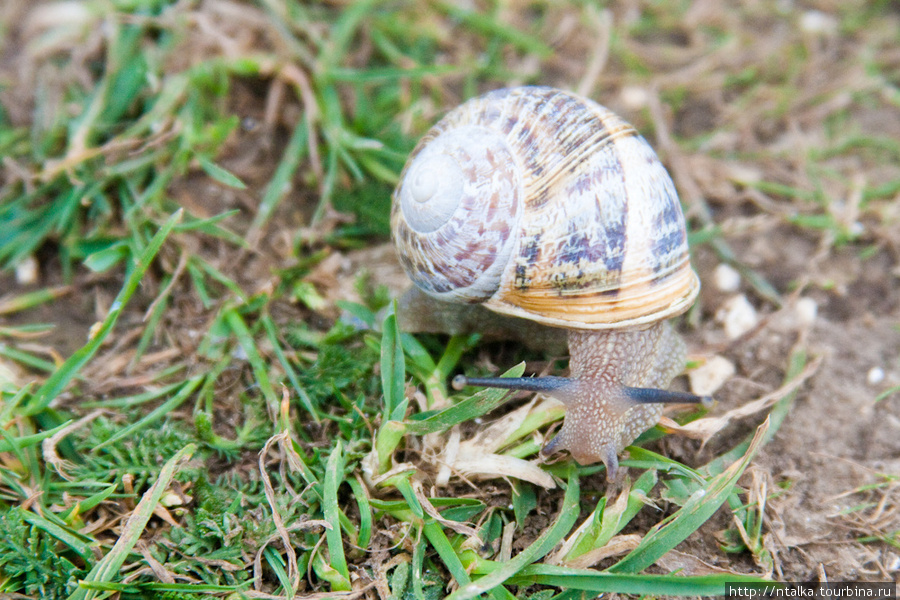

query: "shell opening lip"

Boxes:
[482, 271, 701, 330]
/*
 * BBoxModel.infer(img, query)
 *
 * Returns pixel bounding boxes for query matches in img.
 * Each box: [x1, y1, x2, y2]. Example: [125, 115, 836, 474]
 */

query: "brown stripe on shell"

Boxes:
[487, 88, 698, 328]
[510, 107, 635, 298]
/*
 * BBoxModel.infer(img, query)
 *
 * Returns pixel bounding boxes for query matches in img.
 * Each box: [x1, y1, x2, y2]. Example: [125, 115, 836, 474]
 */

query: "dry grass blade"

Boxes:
[256, 431, 302, 595]
[563, 534, 642, 569]
[41, 409, 103, 480]
[68, 444, 196, 600]
[665, 355, 822, 445]
[435, 396, 559, 488]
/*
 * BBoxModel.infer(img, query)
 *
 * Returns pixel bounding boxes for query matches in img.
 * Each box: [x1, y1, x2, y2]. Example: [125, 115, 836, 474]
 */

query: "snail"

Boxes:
[391, 86, 711, 480]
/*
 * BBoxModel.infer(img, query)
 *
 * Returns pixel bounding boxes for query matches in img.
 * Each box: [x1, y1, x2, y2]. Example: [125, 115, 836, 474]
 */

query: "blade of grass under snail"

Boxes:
[402, 362, 526, 436]
[444, 464, 580, 600]
[563, 469, 658, 563]
[608, 416, 770, 574]
[400, 333, 481, 406]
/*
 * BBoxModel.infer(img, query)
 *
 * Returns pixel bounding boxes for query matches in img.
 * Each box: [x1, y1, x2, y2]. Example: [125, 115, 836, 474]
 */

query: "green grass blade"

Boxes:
[446, 465, 580, 600]
[224, 306, 280, 413]
[260, 313, 319, 420]
[326, 64, 458, 83]
[197, 156, 247, 189]
[423, 521, 470, 585]
[68, 443, 197, 600]
[72, 483, 118, 514]
[436, 3, 553, 57]
[0, 343, 57, 373]
[93, 374, 203, 450]
[83, 381, 182, 408]
[402, 363, 526, 436]
[263, 546, 293, 596]
[24, 209, 183, 416]
[249, 115, 309, 235]
[21, 510, 94, 562]
[510, 565, 774, 595]
[347, 476, 372, 550]
[381, 310, 406, 422]
[609, 418, 771, 573]
[323, 440, 351, 590]
[0, 286, 71, 315]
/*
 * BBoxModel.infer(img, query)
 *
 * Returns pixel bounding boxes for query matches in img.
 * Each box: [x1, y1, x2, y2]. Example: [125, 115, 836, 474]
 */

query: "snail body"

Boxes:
[392, 86, 707, 480]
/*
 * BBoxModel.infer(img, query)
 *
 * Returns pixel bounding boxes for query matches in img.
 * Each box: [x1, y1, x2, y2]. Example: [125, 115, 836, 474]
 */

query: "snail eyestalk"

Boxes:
[451, 374, 573, 394]
[623, 387, 714, 408]
[453, 374, 713, 409]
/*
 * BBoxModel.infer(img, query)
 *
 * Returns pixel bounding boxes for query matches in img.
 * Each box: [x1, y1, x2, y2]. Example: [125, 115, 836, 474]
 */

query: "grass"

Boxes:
[1, 0, 898, 598]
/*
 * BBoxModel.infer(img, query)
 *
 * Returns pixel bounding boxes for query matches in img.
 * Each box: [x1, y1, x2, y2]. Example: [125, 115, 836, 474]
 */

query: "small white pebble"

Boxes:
[160, 491, 184, 507]
[619, 86, 649, 111]
[848, 221, 865, 237]
[717, 294, 758, 340]
[727, 164, 762, 185]
[689, 355, 736, 397]
[885, 552, 899, 572]
[800, 10, 838, 35]
[867, 367, 885, 386]
[794, 297, 818, 326]
[15, 255, 39, 285]
[713, 263, 741, 293]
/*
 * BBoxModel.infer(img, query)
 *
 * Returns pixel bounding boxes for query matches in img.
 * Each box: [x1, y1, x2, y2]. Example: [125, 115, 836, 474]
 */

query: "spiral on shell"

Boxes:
[391, 86, 699, 329]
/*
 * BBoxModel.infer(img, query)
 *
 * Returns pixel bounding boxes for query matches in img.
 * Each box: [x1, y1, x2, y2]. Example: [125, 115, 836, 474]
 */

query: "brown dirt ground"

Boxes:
[2, 0, 899, 590]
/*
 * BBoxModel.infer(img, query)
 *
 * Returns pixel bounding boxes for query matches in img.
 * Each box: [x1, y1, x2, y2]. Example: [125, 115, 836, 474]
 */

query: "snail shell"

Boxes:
[391, 86, 699, 329]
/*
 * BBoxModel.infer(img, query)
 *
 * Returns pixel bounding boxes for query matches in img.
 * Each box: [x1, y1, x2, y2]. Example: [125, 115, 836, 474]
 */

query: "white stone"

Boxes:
[619, 86, 649, 111]
[689, 355, 736, 397]
[717, 294, 758, 340]
[800, 10, 838, 35]
[15, 255, 39, 285]
[794, 297, 818, 326]
[713, 263, 741, 293]
[867, 367, 885, 386]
